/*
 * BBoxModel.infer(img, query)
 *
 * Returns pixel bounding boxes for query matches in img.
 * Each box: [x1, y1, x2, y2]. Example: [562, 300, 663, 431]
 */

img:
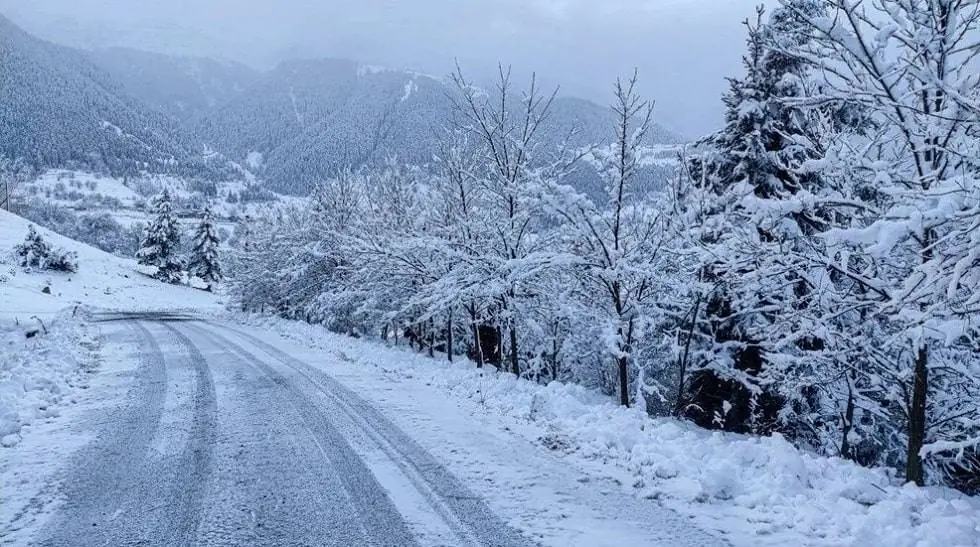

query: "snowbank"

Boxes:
[0, 310, 98, 447]
[236, 314, 980, 547]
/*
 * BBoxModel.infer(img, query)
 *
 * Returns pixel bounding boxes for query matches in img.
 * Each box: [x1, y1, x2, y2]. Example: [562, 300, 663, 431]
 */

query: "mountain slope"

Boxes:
[0, 16, 233, 180]
[196, 59, 684, 194]
[86, 47, 260, 125]
[0, 12, 681, 194]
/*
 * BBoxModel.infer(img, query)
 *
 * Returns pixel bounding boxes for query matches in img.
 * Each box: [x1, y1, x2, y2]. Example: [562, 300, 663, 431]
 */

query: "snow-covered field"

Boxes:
[0, 210, 221, 448]
[19, 169, 268, 222]
[236, 314, 980, 547]
[23, 170, 154, 214]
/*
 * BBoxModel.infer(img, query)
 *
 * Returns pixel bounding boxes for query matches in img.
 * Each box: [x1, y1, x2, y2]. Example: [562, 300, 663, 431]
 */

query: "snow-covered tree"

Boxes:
[773, 0, 980, 488]
[137, 189, 183, 284]
[189, 206, 223, 291]
[448, 65, 580, 376]
[0, 156, 33, 212]
[678, 1, 832, 436]
[546, 71, 671, 407]
[15, 224, 78, 273]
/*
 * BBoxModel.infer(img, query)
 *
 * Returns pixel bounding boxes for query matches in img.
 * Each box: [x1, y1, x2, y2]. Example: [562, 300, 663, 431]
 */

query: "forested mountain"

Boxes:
[194, 59, 684, 194]
[87, 47, 260, 125]
[0, 15, 234, 180]
[0, 13, 682, 194]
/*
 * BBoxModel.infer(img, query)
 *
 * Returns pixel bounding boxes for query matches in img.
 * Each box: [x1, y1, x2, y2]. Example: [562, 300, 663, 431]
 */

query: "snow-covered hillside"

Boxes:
[13, 169, 282, 262]
[0, 15, 235, 181]
[21, 169, 264, 222]
[0, 210, 220, 447]
[0, 209, 221, 319]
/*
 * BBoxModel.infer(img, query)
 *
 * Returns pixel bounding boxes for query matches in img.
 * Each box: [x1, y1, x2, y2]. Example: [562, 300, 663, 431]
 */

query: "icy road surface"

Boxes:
[1, 315, 724, 546]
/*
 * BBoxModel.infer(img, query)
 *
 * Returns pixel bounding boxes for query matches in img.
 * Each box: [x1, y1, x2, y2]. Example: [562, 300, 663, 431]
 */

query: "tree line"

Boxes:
[229, 0, 980, 493]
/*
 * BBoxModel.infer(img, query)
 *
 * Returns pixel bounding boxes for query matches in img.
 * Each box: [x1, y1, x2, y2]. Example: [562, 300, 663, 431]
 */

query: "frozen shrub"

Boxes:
[14, 225, 78, 273]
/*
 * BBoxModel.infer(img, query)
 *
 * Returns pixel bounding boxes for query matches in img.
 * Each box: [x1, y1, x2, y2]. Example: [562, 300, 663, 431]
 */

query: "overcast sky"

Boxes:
[0, 0, 769, 136]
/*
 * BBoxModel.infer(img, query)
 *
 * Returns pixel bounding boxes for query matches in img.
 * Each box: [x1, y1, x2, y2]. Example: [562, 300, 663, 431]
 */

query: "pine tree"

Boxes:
[189, 205, 223, 291]
[681, 1, 829, 436]
[137, 189, 183, 284]
[703, 1, 826, 210]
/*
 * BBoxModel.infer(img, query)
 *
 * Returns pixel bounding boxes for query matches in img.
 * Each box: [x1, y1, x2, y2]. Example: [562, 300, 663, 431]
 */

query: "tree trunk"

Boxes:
[840, 375, 855, 460]
[428, 319, 435, 358]
[509, 326, 520, 376]
[674, 293, 702, 416]
[469, 306, 484, 368]
[617, 318, 635, 407]
[617, 354, 630, 407]
[906, 344, 929, 486]
[551, 333, 559, 380]
[472, 323, 483, 367]
[495, 326, 503, 367]
[447, 311, 454, 363]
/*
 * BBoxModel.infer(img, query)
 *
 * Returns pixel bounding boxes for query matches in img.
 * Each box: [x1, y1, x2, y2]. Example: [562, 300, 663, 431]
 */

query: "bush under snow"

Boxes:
[15, 225, 79, 273]
[236, 313, 980, 547]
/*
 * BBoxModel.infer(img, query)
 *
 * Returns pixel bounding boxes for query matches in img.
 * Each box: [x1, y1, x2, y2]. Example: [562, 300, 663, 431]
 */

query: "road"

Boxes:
[20, 315, 534, 547]
[2, 314, 726, 547]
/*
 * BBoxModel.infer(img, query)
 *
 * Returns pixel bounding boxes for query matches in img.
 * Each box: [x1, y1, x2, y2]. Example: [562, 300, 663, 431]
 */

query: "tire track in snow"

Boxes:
[172, 324, 367, 545]
[155, 322, 219, 545]
[28, 321, 173, 546]
[173, 321, 421, 547]
[0, 322, 145, 543]
[199, 322, 536, 547]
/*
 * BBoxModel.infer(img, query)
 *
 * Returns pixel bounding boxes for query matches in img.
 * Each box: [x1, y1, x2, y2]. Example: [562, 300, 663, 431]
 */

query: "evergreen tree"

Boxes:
[137, 189, 183, 284]
[681, 1, 829, 436]
[773, 0, 980, 488]
[189, 205, 223, 291]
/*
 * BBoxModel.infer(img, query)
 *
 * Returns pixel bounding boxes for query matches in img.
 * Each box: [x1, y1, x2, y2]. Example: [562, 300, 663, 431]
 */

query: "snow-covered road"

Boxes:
[2, 315, 723, 547]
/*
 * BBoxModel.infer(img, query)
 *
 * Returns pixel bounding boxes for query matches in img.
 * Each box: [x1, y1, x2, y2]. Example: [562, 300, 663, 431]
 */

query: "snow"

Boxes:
[0, 210, 221, 321]
[288, 86, 304, 126]
[235, 313, 980, 547]
[19, 169, 276, 233]
[99, 120, 124, 137]
[0, 210, 221, 448]
[401, 79, 418, 103]
[0, 320, 145, 543]
[356, 63, 441, 80]
[226, 317, 724, 546]
[0, 212, 975, 545]
[0, 310, 98, 448]
[25, 169, 142, 208]
[245, 151, 264, 170]
[357, 64, 390, 77]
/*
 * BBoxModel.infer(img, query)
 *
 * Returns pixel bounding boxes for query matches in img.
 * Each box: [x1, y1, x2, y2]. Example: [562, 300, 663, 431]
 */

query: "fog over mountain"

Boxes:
[0, 11, 683, 194]
[0, 0, 768, 137]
